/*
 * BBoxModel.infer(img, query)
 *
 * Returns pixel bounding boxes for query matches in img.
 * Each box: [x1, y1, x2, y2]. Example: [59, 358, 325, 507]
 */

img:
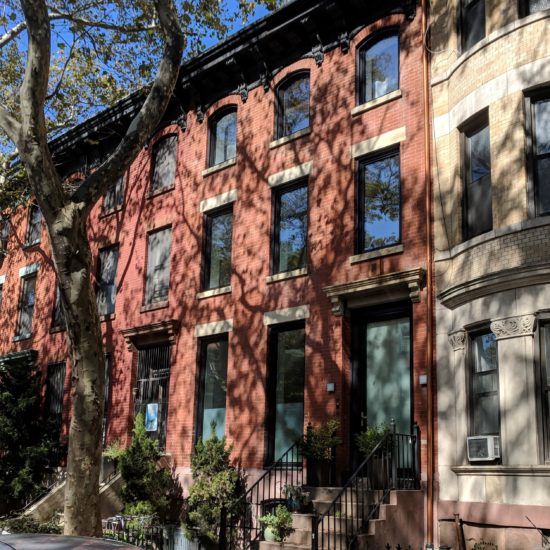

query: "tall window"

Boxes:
[462, 114, 492, 239]
[267, 323, 305, 463]
[209, 108, 237, 166]
[103, 176, 124, 213]
[97, 246, 119, 316]
[103, 354, 112, 445]
[145, 227, 171, 305]
[470, 331, 500, 436]
[461, 0, 485, 51]
[522, 0, 550, 15]
[358, 33, 399, 105]
[529, 94, 550, 216]
[16, 274, 37, 338]
[273, 181, 308, 274]
[45, 361, 66, 459]
[51, 285, 66, 330]
[0, 219, 10, 254]
[196, 336, 229, 442]
[204, 208, 232, 290]
[26, 204, 42, 246]
[276, 73, 310, 139]
[358, 151, 401, 252]
[151, 135, 177, 194]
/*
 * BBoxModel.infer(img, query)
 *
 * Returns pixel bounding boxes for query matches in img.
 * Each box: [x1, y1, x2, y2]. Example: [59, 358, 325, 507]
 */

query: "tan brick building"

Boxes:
[430, 0, 550, 547]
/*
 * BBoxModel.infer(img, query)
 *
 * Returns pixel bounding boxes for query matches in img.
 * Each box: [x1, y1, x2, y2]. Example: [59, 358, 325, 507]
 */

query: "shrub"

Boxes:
[259, 505, 294, 542]
[355, 423, 390, 457]
[300, 420, 341, 461]
[0, 515, 61, 534]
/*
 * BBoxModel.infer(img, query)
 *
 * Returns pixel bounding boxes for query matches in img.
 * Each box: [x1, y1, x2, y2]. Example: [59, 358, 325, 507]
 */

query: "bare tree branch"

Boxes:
[0, 106, 21, 144]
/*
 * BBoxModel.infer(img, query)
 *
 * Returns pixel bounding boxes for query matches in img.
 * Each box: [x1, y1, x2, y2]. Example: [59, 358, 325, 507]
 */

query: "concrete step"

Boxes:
[291, 513, 356, 534]
[260, 541, 309, 550]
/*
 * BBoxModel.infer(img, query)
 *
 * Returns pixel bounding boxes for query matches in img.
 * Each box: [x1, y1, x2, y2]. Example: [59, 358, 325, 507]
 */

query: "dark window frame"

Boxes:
[356, 28, 401, 106]
[150, 134, 178, 196]
[208, 106, 238, 167]
[15, 272, 37, 339]
[459, 0, 486, 53]
[525, 87, 550, 219]
[194, 333, 229, 445]
[103, 174, 126, 214]
[270, 178, 309, 276]
[51, 284, 66, 331]
[275, 71, 311, 140]
[0, 219, 10, 254]
[144, 225, 172, 306]
[355, 147, 402, 254]
[460, 109, 492, 241]
[202, 206, 233, 291]
[25, 204, 42, 246]
[264, 320, 306, 466]
[467, 325, 501, 439]
[102, 353, 112, 446]
[96, 244, 119, 316]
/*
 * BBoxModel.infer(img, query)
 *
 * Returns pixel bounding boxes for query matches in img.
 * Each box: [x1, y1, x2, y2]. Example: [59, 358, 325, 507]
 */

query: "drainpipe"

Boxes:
[420, 0, 436, 545]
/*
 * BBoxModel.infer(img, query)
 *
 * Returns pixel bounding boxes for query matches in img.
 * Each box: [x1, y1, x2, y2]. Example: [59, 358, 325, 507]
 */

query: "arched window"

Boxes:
[358, 33, 399, 105]
[276, 72, 310, 139]
[209, 108, 237, 166]
[151, 134, 177, 193]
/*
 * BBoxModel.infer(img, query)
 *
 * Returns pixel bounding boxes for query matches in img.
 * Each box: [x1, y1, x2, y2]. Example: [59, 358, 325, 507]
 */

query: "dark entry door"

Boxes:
[351, 304, 412, 458]
[134, 344, 171, 450]
[45, 361, 66, 464]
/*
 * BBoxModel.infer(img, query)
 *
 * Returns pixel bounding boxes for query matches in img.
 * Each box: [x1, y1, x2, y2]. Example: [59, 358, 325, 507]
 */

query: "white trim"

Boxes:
[194, 319, 233, 337]
[349, 244, 404, 264]
[19, 263, 39, 278]
[266, 267, 308, 284]
[263, 305, 310, 326]
[201, 158, 237, 177]
[199, 189, 238, 213]
[0, 275, 6, 285]
[268, 127, 311, 149]
[196, 286, 232, 299]
[351, 89, 402, 117]
[267, 162, 313, 188]
[351, 127, 406, 159]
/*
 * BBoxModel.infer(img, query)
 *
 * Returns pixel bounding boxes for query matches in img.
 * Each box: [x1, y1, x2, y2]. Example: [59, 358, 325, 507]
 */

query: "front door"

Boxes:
[351, 304, 412, 462]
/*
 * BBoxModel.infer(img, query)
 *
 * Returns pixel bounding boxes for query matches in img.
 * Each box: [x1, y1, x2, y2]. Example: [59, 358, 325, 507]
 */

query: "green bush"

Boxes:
[259, 505, 294, 542]
[0, 515, 61, 534]
[355, 423, 390, 457]
[182, 424, 245, 546]
[300, 419, 341, 461]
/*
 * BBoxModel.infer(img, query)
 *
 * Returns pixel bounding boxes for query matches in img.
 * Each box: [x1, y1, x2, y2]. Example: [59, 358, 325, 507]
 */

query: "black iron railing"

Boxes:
[222, 439, 304, 549]
[312, 423, 419, 550]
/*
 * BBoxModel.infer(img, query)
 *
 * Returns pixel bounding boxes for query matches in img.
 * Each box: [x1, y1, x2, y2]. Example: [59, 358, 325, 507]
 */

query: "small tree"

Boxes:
[0, 358, 61, 514]
[183, 425, 245, 546]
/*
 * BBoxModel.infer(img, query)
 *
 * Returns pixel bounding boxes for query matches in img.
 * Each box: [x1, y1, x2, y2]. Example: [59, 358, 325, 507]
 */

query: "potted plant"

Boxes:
[259, 505, 294, 543]
[301, 420, 341, 487]
[282, 485, 310, 512]
[355, 423, 390, 489]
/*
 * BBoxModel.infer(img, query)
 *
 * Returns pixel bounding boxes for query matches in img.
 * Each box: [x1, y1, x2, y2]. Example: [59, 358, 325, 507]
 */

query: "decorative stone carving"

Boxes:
[490, 314, 536, 340]
[121, 319, 180, 351]
[175, 111, 187, 132]
[196, 106, 205, 124]
[339, 31, 350, 54]
[238, 83, 249, 103]
[448, 330, 466, 351]
[408, 281, 421, 303]
[330, 296, 345, 316]
[312, 44, 324, 67]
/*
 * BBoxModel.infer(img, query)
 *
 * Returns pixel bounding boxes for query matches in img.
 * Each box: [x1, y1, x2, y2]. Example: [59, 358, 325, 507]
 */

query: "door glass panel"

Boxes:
[273, 327, 305, 459]
[365, 317, 410, 435]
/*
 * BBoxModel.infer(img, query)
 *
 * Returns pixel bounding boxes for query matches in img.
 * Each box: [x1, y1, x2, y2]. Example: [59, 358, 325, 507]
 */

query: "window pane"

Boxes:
[0, 220, 10, 252]
[543, 326, 550, 387]
[535, 100, 550, 155]
[104, 176, 124, 212]
[97, 246, 119, 315]
[529, 0, 550, 13]
[469, 125, 491, 183]
[536, 158, 550, 215]
[145, 228, 171, 304]
[273, 327, 305, 459]
[463, 0, 485, 50]
[206, 210, 232, 290]
[52, 285, 66, 329]
[211, 111, 237, 166]
[103, 354, 112, 444]
[151, 136, 177, 192]
[279, 76, 309, 137]
[473, 393, 500, 435]
[473, 332, 498, 372]
[201, 339, 228, 441]
[361, 153, 400, 251]
[17, 275, 36, 336]
[361, 35, 399, 103]
[26, 205, 42, 245]
[276, 184, 307, 273]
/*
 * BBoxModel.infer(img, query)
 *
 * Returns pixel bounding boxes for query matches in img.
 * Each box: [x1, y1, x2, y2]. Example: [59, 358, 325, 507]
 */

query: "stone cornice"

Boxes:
[121, 320, 180, 351]
[324, 267, 426, 316]
[448, 330, 466, 351]
[490, 314, 536, 341]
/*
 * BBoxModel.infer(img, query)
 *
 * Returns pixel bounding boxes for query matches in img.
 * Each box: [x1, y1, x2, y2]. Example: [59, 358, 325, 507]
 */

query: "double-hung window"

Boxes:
[145, 227, 171, 305]
[16, 273, 37, 338]
[527, 93, 550, 216]
[97, 245, 119, 316]
[521, 0, 550, 15]
[151, 135, 177, 194]
[272, 181, 308, 274]
[52, 285, 66, 331]
[357, 150, 401, 252]
[209, 108, 237, 167]
[26, 204, 42, 246]
[461, 0, 486, 51]
[103, 176, 124, 213]
[462, 113, 492, 240]
[204, 208, 233, 290]
[358, 33, 399, 105]
[276, 73, 310, 139]
[0, 220, 10, 254]
[470, 330, 500, 437]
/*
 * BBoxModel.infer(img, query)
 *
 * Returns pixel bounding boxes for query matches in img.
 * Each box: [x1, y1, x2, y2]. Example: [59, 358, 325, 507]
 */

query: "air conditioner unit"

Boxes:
[467, 435, 500, 462]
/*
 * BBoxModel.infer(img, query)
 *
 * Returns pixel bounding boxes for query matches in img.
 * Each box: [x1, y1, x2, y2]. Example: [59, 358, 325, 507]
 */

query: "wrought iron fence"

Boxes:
[103, 517, 165, 549]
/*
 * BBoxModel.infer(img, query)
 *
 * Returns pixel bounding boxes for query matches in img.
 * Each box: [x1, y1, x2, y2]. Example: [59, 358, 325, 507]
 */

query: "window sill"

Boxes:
[147, 186, 175, 200]
[197, 286, 232, 300]
[266, 267, 308, 284]
[269, 128, 311, 150]
[350, 244, 404, 264]
[140, 300, 168, 313]
[49, 326, 66, 334]
[100, 313, 116, 322]
[13, 333, 31, 342]
[100, 207, 123, 219]
[451, 465, 550, 476]
[351, 89, 402, 117]
[201, 158, 236, 177]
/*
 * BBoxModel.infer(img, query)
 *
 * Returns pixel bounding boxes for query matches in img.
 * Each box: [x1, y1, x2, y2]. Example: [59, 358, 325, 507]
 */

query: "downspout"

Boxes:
[420, 0, 435, 545]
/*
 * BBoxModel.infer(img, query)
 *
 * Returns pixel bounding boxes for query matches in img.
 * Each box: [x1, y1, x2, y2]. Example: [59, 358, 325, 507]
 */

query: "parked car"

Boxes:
[0, 534, 139, 549]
